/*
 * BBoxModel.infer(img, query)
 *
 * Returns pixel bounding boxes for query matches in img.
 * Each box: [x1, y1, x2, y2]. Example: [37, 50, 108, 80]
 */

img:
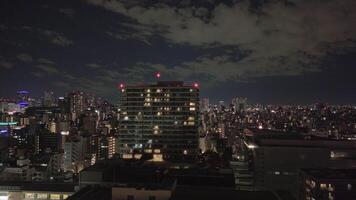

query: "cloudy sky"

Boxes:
[0, 0, 356, 104]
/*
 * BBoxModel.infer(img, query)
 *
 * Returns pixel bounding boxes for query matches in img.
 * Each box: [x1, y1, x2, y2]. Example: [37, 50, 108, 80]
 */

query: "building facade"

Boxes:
[118, 81, 199, 161]
[300, 168, 356, 200]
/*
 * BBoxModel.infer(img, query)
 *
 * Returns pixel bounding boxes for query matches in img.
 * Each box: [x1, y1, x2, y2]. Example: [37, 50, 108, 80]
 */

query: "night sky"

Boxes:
[0, 0, 356, 104]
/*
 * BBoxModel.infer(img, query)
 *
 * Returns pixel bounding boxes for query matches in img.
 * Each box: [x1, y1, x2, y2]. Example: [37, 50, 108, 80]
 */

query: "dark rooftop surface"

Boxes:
[0, 181, 76, 192]
[80, 159, 234, 188]
[244, 129, 356, 148]
[67, 186, 110, 200]
[80, 159, 175, 189]
[301, 168, 356, 180]
[171, 186, 278, 200]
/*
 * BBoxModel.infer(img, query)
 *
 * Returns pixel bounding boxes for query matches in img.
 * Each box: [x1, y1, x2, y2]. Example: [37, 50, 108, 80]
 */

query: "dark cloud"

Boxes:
[0, 0, 355, 104]
[0, 61, 14, 69]
[87, 0, 356, 84]
[16, 53, 33, 63]
[59, 8, 76, 17]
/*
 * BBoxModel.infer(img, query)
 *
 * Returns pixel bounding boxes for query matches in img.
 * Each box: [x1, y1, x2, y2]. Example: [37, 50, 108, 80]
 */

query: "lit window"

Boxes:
[348, 184, 352, 191]
[154, 149, 161, 153]
[144, 149, 152, 153]
[50, 194, 61, 200]
[134, 154, 142, 159]
[320, 183, 327, 190]
[156, 89, 161, 93]
[146, 89, 151, 93]
[189, 107, 196, 111]
[157, 112, 162, 116]
[189, 102, 195, 106]
[123, 116, 129, 120]
[274, 171, 280, 175]
[328, 184, 334, 191]
[188, 117, 194, 121]
[122, 154, 133, 159]
[63, 194, 69, 199]
[311, 180, 316, 188]
[183, 150, 188, 155]
[153, 154, 163, 162]
[25, 193, 35, 199]
[328, 192, 333, 200]
[37, 193, 48, 199]
[188, 121, 195, 126]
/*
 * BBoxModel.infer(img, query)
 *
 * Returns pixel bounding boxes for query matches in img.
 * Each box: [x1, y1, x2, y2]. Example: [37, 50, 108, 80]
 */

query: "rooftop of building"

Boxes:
[67, 185, 110, 200]
[301, 168, 356, 180]
[0, 181, 76, 192]
[69, 185, 280, 200]
[123, 81, 197, 88]
[80, 159, 175, 189]
[244, 128, 356, 148]
[80, 159, 234, 188]
[171, 186, 279, 200]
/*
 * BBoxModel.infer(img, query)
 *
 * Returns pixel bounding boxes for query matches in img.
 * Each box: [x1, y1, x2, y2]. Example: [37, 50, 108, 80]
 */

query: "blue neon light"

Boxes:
[0, 122, 18, 126]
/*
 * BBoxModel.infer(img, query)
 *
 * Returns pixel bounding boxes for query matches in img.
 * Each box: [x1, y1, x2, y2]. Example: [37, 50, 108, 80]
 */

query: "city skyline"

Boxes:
[2, 1, 356, 200]
[1, 0, 356, 104]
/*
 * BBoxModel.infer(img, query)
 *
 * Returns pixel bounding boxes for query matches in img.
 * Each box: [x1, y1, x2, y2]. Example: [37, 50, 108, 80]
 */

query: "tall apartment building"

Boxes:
[118, 81, 199, 161]
[68, 91, 86, 121]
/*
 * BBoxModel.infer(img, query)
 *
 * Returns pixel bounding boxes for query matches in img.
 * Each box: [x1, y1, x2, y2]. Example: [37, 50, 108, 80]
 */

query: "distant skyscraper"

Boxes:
[17, 90, 30, 109]
[232, 97, 248, 113]
[68, 91, 86, 121]
[201, 97, 210, 112]
[17, 90, 30, 103]
[43, 91, 55, 107]
[118, 81, 200, 161]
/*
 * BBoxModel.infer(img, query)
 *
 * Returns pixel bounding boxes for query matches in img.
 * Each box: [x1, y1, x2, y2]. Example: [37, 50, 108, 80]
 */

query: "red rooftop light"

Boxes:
[119, 83, 125, 89]
[155, 72, 161, 78]
[193, 82, 199, 88]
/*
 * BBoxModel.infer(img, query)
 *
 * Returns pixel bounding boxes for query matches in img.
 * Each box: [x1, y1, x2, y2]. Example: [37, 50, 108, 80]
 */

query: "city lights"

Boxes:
[2, 0, 356, 199]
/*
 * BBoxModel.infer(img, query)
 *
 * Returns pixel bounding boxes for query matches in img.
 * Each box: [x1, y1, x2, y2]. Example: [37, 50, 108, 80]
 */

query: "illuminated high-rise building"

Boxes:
[118, 81, 200, 161]
[17, 90, 30, 110]
[107, 135, 116, 159]
[68, 91, 86, 121]
[17, 90, 30, 103]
